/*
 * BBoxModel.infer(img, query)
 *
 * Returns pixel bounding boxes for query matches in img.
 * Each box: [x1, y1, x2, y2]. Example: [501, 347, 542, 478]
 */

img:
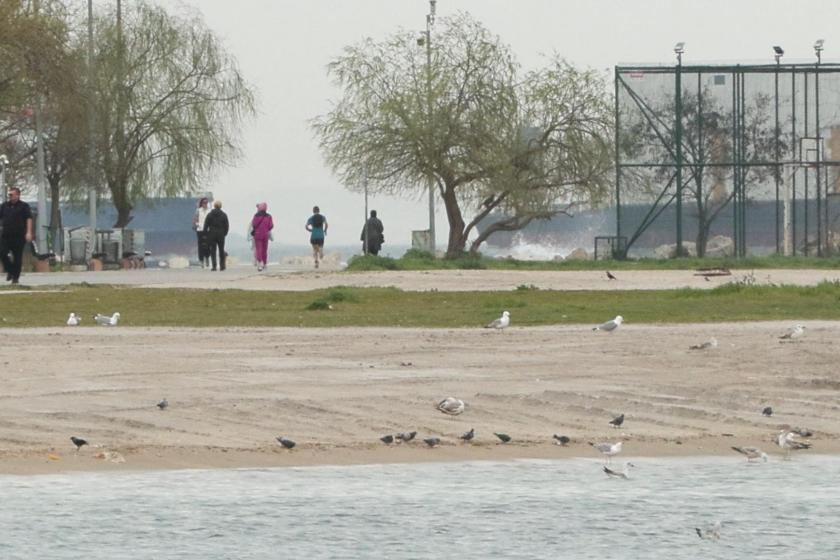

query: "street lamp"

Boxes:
[674, 42, 684, 256]
[423, 0, 437, 253]
[773, 46, 783, 253]
[814, 39, 825, 254]
[814, 38, 824, 62]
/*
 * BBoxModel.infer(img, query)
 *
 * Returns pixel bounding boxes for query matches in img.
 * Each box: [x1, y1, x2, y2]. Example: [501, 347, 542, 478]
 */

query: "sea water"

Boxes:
[1, 455, 838, 559]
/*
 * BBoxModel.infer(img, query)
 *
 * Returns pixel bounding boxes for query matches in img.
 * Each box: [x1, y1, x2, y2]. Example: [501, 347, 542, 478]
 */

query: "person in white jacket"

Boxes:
[192, 197, 211, 268]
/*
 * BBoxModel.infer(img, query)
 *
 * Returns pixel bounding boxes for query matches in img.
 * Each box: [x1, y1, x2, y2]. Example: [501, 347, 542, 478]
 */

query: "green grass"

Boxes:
[1, 282, 840, 328]
[346, 251, 840, 272]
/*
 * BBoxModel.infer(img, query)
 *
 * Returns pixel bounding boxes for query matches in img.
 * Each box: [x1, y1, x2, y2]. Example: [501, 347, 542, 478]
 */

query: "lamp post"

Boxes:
[86, 0, 97, 261]
[674, 42, 685, 257]
[773, 45, 783, 254]
[814, 38, 824, 255]
[424, 0, 436, 254]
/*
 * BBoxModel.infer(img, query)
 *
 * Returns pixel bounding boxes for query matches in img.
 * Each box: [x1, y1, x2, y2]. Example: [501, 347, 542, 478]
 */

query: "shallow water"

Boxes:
[1, 456, 838, 559]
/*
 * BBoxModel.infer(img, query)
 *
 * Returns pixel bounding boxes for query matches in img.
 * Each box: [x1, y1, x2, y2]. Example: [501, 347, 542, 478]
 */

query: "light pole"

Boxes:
[773, 45, 783, 254]
[424, 0, 436, 254]
[86, 0, 97, 261]
[814, 38, 824, 255]
[674, 42, 685, 257]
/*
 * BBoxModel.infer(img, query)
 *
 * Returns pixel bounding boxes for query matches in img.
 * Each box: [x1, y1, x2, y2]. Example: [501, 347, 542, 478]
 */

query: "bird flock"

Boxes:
[66, 312, 121, 326]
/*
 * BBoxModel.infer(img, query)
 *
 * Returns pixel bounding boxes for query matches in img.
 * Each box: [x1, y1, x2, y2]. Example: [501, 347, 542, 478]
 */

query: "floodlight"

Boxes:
[674, 42, 685, 54]
[814, 39, 825, 52]
[773, 46, 784, 56]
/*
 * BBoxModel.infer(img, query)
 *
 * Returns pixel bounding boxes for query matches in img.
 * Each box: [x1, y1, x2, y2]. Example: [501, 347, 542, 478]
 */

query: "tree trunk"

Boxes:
[442, 185, 467, 258]
[109, 178, 134, 228]
[47, 173, 62, 254]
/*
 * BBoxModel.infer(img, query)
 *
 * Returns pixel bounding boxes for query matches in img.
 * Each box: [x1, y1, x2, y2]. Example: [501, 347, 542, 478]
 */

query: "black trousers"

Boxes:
[207, 234, 226, 270]
[0, 235, 25, 281]
[196, 231, 210, 262]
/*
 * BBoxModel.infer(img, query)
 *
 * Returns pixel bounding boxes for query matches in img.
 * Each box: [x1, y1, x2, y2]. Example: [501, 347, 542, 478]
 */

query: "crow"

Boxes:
[70, 436, 88, 451]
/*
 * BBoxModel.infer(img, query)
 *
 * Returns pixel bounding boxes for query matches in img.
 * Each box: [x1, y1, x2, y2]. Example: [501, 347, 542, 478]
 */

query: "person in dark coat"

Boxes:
[0, 187, 33, 284]
[360, 210, 384, 255]
[203, 200, 230, 271]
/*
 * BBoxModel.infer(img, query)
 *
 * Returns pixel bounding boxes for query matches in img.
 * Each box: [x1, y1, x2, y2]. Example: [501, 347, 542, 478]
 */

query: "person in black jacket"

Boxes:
[360, 210, 384, 255]
[203, 200, 230, 271]
[0, 187, 33, 284]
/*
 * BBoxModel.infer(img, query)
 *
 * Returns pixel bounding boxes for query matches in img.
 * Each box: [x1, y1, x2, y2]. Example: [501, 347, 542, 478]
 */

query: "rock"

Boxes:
[705, 235, 734, 257]
[565, 248, 590, 261]
[654, 242, 697, 259]
[167, 256, 190, 269]
[552, 254, 565, 261]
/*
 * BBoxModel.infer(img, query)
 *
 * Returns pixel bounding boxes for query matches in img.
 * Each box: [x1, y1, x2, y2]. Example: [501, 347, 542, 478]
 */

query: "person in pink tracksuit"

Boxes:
[249, 202, 274, 271]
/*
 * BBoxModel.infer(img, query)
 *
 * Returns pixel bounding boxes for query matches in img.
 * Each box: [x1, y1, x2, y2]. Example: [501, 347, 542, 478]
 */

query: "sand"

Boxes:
[0, 312, 837, 474]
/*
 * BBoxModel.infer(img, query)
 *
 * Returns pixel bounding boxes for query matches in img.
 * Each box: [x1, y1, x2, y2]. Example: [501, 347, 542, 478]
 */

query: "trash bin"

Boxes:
[104, 240, 120, 263]
[69, 238, 87, 264]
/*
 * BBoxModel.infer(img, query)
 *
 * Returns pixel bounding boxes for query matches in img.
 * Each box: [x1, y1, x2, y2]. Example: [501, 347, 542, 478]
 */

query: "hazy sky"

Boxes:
[147, 0, 840, 250]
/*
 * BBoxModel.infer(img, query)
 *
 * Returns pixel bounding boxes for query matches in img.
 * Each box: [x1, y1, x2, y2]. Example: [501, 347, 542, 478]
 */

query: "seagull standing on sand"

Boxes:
[485, 311, 510, 330]
[603, 462, 634, 479]
[776, 430, 811, 459]
[589, 441, 622, 463]
[731, 446, 768, 462]
[66, 313, 81, 326]
[779, 324, 805, 341]
[94, 312, 121, 326]
[695, 521, 722, 541]
[593, 315, 623, 332]
[437, 397, 466, 416]
[609, 413, 625, 429]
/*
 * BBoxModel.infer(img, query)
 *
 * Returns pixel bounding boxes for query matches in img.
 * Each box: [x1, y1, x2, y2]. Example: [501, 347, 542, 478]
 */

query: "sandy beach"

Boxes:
[0, 314, 837, 474]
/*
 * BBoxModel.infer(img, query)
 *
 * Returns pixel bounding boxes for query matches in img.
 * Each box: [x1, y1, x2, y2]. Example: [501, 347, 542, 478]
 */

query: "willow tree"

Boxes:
[313, 13, 613, 257]
[90, 2, 255, 227]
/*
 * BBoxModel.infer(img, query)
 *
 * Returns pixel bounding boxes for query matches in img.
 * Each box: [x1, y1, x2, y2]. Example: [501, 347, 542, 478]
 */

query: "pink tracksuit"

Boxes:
[251, 210, 274, 266]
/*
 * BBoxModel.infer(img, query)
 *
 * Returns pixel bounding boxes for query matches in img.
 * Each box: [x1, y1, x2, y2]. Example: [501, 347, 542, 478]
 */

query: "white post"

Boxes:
[783, 165, 794, 256]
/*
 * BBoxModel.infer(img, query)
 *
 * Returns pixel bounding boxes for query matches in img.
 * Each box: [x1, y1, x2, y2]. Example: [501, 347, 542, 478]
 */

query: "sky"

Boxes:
[143, 0, 840, 251]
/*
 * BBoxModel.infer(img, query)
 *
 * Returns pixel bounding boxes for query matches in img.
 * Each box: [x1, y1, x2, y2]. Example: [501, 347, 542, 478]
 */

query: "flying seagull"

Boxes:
[380, 434, 394, 445]
[66, 313, 81, 326]
[695, 521, 722, 541]
[593, 315, 623, 332]
[603, 461, 635, 479]
[776, 430, 811, 459]
[553, 434, 571, 446]
[689, 337, 718, 350]
[779, 324, 805, 341]
[731, 446, 768, 463]
[460, 428, 475, 442]
[395, 431, 417, 443]
[609, 413, 625, 429]
[437, 397, 466, 416]
[423, 437, 441, 448]
[589, 441, 622, 463]
[276, 436, 296, 450]
[494, 432, 511, 443]
[93, 312, 121, 327]
[761, 406, 773, 417]
[606, 271, 617, 280]
[70, 436, 88, 451]
[485, 311, 510, 330]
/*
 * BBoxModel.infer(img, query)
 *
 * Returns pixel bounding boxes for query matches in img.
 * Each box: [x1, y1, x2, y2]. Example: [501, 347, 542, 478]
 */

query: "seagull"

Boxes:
[395, 431, 417, 443]
[731, 446, 768, 463]
[494, 432, 511, 443]
[156, 398, 169, 410]
[689, 337, 718, 350]
[609, 413, 625, 429]
[437, 397, 465, 416]
[66, 313, 81, 326]
[696, 521, 722, 541]
[776, 430, 811, 459]
[761, 406, 773, 417]
[593, 315, 623, 332]
[485, 311, 510, 330]
[589, 441, 622, 463]
[93, 312, 121, 326]
[779, 324, 805, 341]
[423, 437, 440, 448]
[553, 434, 571, 446]
[275, 436, 296, 450]
[380, 434, 394, 445]
[460, 428, 475, 442]
[70, 436, 88, 451]
[606, 271, 617, 280]
[603, 461, 635, 479]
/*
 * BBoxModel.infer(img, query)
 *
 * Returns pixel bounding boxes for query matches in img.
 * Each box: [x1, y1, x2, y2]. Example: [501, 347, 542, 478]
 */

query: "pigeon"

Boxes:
[689, 337, 718, 350]
[791, 427, 813, 438]
[66, 313, 81, 326]
[775, 430, 811, 459]
[460, 428, 475, 442]
[395, 431, 417, 443]
[731, 446, 768, 462]
[70, 436, 88, 451]
[609, 413, 625, 429]
[494, 432, 511, 443]
[553, 434, 571, 446]
[423, 437, 440, 448]
[695, 521, 722, 541]
[589, 441, 622, 463]
[485, 311, 510, 330]
[761, 406, 773, 417]
[779, 324, 805, 341]
[380, 434, 394, 445]
[603, 462, 634, 479]
[275, 436, 296, 450]
[156, 398, 169, 410]
[93, 312, 121, 326]
[593, 315, 623, 332]
[606, 271, 617, 280]
[437, 397, 465, 416]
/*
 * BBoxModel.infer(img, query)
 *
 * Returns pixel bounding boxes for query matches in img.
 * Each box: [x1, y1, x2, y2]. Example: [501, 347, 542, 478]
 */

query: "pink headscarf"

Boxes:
[256, 202, 268, 212]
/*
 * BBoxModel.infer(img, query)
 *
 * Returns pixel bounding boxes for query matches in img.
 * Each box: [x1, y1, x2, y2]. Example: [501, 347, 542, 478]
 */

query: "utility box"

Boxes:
[411, 229, 432, 252]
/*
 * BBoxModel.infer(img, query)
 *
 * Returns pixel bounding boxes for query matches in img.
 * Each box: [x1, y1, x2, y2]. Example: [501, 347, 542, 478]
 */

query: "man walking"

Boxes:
[203, 200, 229, 271]
[0, 187, 33, 285]
[360, 210, 384, 255]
